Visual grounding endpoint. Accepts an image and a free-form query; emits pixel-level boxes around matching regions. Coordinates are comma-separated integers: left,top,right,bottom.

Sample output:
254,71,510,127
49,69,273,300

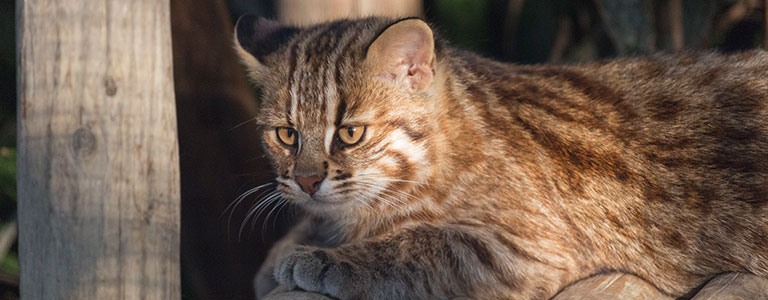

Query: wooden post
278,0,421,26
17,0,180,298
691,273,768,299
553,273,673,300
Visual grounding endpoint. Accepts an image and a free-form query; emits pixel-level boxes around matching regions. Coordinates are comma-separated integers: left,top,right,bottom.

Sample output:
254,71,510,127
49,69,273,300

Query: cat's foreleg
274,224,562,299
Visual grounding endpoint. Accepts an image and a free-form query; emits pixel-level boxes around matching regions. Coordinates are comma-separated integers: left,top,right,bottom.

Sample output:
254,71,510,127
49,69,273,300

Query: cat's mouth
283,182,378,213
280,172,413,213
284,185,352,207
306,195,345,205
289,192,362,215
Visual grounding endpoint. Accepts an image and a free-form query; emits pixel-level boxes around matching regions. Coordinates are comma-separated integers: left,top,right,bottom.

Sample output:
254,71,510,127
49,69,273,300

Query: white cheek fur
390,130,425,160
324,126,335,154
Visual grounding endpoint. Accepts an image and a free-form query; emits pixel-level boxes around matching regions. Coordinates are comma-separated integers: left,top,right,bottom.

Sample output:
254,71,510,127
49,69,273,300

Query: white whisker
270,200,291,231
229,116,260,131
353,173,430,186
354,180,419,203
239,191,282,241
223,182,276,219
356,186,401,209
224,182,277,237
349,190,375,211
257,198,288,237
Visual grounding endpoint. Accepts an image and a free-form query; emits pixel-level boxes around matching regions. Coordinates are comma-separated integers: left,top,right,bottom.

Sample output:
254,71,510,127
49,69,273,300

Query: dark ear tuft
235,15,298,64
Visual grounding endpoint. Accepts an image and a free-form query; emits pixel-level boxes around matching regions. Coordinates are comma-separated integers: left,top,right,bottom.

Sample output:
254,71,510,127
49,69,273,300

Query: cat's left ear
365,18,435,93
234,15,298,79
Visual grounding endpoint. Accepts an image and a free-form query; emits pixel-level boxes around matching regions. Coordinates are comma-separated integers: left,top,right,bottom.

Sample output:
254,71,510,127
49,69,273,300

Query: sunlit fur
237,16,768,300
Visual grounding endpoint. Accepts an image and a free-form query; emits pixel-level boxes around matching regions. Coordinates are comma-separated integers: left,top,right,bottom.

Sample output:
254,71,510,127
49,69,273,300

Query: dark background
1,0,766,299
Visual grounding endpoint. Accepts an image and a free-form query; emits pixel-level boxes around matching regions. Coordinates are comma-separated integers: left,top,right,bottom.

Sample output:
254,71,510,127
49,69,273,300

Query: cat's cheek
374,156,400,175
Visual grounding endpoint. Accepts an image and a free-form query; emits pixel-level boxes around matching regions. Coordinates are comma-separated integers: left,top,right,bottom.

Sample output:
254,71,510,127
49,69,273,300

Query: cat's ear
365,18,436,93
234,15,298,78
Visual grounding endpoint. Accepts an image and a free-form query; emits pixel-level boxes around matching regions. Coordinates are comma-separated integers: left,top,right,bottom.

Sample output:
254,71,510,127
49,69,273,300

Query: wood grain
692,273,768,300
553,273,673,300
17,0,180,298
278,0,421,26
262,272,768,300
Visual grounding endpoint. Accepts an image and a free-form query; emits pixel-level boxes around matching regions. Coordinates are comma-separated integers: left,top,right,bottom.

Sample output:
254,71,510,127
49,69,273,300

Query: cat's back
592,50,768,208
453,50,768,208
585,50,768,128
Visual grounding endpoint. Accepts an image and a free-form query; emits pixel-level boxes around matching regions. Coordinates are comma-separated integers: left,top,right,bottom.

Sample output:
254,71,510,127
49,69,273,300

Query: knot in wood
72,127,97,158
104,76,118,96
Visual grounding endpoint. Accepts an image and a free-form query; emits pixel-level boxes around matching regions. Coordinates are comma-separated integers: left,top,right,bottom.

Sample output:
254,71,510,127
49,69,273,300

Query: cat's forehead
270,18,391,75
260,19,391,126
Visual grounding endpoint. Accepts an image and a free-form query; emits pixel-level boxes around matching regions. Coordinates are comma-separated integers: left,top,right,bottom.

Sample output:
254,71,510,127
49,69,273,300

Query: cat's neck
426,52,509,184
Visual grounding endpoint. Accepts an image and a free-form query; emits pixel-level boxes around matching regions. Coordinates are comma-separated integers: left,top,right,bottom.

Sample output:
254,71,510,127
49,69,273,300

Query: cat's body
235,16,768,299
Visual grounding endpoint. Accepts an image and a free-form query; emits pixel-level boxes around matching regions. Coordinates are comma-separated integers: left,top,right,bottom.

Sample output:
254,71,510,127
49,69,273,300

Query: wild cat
233,15,768,299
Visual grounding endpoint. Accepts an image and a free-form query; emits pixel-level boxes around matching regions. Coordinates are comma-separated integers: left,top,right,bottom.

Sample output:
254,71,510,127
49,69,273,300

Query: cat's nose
295,175,324,196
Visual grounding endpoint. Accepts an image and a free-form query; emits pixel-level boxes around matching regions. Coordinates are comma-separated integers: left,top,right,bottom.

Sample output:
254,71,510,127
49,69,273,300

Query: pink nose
295,175,324,196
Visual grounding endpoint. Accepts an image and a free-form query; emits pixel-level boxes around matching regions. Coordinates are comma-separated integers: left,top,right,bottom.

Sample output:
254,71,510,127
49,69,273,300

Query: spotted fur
235,16,768,300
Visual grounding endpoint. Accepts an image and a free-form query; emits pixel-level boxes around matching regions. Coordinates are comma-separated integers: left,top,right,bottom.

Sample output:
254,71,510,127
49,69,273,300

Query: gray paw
274,246,363,298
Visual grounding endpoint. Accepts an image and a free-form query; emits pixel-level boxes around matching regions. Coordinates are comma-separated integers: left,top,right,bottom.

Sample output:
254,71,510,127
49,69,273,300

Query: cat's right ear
365,18,436,93
234,15,298,79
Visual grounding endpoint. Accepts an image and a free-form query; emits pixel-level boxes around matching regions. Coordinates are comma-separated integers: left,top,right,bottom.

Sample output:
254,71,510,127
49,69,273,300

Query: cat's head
234,16,441,220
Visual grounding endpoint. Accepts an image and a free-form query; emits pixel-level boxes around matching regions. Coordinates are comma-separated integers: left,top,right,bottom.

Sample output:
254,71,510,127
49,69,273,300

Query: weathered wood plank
692,273,768,300
17,0,180,298
277,0,421,26
553,273,673,300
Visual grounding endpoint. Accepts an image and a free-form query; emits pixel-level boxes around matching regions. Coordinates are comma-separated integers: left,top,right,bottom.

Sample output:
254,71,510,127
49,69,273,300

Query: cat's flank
234,16,768,300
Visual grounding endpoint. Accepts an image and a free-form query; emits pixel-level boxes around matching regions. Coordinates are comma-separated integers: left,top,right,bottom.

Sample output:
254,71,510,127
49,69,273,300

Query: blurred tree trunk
503,0,527,59
510,0,562,62
17,0,180,298
656,0,684,50
595,0,655,55
171,0,276,299
278,0,421,26
682,0,717,48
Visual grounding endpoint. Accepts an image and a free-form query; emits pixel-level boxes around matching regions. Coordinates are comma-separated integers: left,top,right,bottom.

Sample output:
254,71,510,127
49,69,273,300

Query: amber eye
337,125,366,145
276,127,297,146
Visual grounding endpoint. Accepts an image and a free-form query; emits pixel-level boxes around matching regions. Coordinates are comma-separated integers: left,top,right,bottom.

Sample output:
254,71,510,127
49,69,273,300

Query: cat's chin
299,202,356,219
292,196,354,214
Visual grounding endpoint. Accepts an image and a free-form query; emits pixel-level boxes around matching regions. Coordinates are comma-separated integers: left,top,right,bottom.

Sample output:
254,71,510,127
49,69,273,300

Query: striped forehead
279,20,371,151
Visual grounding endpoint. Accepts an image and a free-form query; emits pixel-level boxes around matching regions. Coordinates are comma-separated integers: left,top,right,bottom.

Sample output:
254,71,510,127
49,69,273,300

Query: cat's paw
274,246,363,299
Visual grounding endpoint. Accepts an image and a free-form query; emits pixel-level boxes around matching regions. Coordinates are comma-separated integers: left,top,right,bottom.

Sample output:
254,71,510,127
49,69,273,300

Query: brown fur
235,16,768,299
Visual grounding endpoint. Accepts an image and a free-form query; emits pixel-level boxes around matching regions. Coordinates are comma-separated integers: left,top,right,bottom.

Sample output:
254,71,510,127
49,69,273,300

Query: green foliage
0,0,16,285
0,147,16,278
429,0,493,53
0,148,16,203
0,253,18,276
